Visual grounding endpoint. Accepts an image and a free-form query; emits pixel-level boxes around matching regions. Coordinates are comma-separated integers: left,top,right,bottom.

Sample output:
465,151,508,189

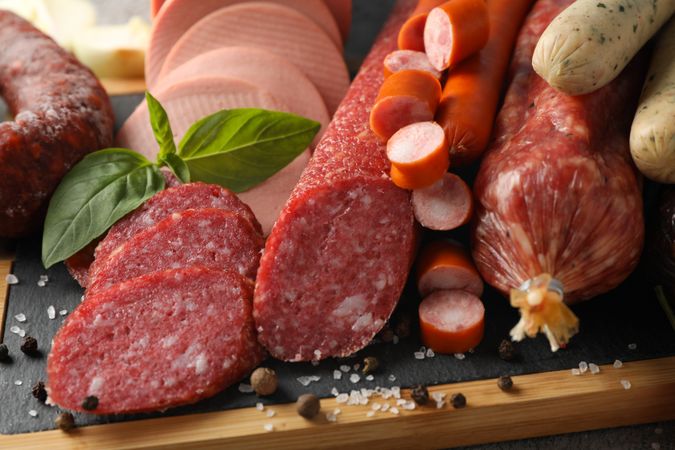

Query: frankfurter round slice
416,240,483,297
419,289,485,354
158,2,349,113
384,50,441,79
412,172,473,230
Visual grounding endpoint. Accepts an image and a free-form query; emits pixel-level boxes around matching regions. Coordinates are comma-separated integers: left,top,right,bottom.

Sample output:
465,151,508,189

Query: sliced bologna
158,2,349,114
87,208,264,295
48,267,264,414
418,289,485,354
323,0,351,42
156,46,330,139
411,172,473,230
116,76,309,235
146,0,343,88
253,0,418,362
416,240,483,297
384,50,441,79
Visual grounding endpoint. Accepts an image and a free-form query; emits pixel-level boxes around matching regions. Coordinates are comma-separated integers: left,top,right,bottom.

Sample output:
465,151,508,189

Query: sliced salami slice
47,267,264,414
87,208,264,295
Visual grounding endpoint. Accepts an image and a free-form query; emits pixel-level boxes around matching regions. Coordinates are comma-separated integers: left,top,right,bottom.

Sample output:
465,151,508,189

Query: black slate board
2,0,675,436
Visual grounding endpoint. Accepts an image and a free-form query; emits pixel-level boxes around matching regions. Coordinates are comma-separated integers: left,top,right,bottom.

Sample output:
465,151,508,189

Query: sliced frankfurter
115,76,309,235
157,2,349,114
416,240,483,297
157,46,330,143
146,0,343,88
397,0,446,51
386,121,448,189
424,0,490,71
412,172,473,230
384,50,441,79
323,0,351,43
370,70,442,141
419,289,485,354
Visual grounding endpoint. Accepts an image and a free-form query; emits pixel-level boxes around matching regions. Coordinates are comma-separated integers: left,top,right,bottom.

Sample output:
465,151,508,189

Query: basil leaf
159,152,190,183
178,108,320,193
42,149,165,268
146,91,177,160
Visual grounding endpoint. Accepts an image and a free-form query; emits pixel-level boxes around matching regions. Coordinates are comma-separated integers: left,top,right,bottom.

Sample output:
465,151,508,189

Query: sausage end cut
47,267,264,414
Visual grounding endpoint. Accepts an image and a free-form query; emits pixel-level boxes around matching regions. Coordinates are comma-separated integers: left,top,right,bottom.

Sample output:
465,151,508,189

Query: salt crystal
366,375,374,381
366,411,375,417
431,392,446,402
350,373,360,384
571,368,581,376
331,387,339,396
613,360,623,369
28,410,37,417
390,407,400,415
454,353,466,360
388,374,396,382
371,402,382,411
336,393,349,404
426,348,435,358
333,370,342,380
340,365,351,373
333,408,341,416
396,399,406,406
620,379,632,390
263,423,274,432
381,403,390,412
9,325,20,334
414,351,425,360
326,412,337,422
47,305,56,320
5,274,18,285
628,343,637,350
402,401,416,411
314,349,322,359
392,335,399,344
256,402,264,411
14,313,26,323
18,329,25,337
436,401,446,409
14,380,22,386
39,275,49,282
578,361,588,373
589,363,600,374
37,280,46,287
297,375,321,386
391,387,401,399
238,383,254,393
59,309,68,316
266,410,276,417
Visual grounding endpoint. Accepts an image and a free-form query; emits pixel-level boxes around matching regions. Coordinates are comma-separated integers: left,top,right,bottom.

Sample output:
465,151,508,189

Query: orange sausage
415,240,483,297
411,172,473,230
387,121,449,189
370,69,442,141
419,289,485,354
398,0,447,51
424,0,490,71
151,0,166,17
384,50,441,79
435,0,535,166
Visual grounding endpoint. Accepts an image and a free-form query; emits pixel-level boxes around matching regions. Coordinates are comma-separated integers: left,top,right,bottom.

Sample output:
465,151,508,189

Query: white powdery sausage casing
630,17,675,183
532,0,675,95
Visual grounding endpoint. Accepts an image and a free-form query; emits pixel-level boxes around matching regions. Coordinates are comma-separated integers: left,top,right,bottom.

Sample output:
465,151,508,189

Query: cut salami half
47,267,263,414
158,2,349,113
146,0,342,86
87,208,264,295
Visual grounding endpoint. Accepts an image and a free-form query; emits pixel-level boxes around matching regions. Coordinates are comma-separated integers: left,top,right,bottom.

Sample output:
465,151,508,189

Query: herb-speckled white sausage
533,0,675,95
630,17,675,183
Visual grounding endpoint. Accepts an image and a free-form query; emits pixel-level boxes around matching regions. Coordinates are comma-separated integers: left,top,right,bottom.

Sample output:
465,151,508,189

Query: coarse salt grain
454,353,465,360
266,410,276,417
571,368,581,376
381,403,390,412
402,401,416,410
350,373,360,384
426,348,435,358
5,274,19,285
366,411,375,417
366,375,374,381
414,351,425,360
389,407,400,415
238,383,254,393
333,370,342,380
297,375,321,386
336,393,349,404
263,423,274,432
431,392,446,402
14,380,22,386
388,374,396,382
589,363,600,374
331,387,339,396
326,412,337,422
340,364,351,373
333,408,341,415
47,306,56,320
39,275,49,282
613,360,623,369
256,402,264,411
18,329,25,337
578,361,588,373
59,309,68,316
14,313,26,323
620,379,632,390
37,280,46,287
9,325,20,334
371,402,382,411
28,410,37,417
628,343,637,350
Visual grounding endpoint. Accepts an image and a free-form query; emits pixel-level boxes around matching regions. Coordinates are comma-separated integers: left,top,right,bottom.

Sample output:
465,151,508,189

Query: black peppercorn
32,381,47,403
20,336,38,355
498,339,516,361
497,375,514,391
450,393,466,409
362,356,379,374
82,395,99,411
0,343,9,362
296,394,320,419
55,412,75,432
411,385,429,406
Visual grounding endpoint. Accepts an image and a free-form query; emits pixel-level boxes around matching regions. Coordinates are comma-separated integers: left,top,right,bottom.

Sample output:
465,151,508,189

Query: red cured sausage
472,0,645,351
87,208,264,295
0,12,114,237
254,0,417,362
48,267,264,414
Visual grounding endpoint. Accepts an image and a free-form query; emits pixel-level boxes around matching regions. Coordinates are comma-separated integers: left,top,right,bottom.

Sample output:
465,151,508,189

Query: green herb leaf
146,91,177,160
159,152,190,183
178,108,320,193
42,149,165,268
